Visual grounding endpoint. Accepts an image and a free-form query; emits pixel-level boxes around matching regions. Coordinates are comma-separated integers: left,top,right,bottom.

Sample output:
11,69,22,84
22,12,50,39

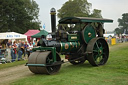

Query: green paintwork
32,47,56,62
59,17,113,24
68,34,80,41
82,24,96,43
93,41,104,64
60,42,80,52
26,64,46,67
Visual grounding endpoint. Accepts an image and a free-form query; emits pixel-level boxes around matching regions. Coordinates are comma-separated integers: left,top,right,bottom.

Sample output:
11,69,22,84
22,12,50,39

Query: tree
57,0,102,19
90,9,102,18
57,0,102,31
0,0,41,33
118,13,128,34
114,28,123,35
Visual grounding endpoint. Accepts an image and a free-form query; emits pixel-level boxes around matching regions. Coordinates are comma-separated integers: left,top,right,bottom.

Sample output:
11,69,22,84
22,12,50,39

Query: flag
124,29,126,34
43,23,45,29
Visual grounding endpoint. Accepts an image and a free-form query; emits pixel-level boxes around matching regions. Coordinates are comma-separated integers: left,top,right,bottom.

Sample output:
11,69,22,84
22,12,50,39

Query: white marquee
0,32,27,40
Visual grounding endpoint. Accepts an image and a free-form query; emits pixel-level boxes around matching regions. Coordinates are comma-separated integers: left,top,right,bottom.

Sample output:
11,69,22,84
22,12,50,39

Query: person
0,43,2,49
14,40,18,47
7,40,12,48
27,42,33,57
11,41,17,62
37,35,47,46
122,35,124,42
33,40,35,46
24,41,29,58
37,39,40,44
17,40,23,61
0,43,3,56
6,40,12,62
21,41,25,57
33,40,37,47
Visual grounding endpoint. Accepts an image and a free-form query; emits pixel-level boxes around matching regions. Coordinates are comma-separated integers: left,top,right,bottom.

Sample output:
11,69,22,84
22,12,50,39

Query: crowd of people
1,40,39,63
106,35,128,45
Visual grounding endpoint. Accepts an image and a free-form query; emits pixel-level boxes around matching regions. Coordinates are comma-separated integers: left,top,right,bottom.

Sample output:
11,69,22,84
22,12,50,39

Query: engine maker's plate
82,24,96,43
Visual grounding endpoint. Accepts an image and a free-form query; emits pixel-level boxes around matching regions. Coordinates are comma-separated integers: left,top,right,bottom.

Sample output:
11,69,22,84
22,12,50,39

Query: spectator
33,40,35,46
15,40,18,47
0,43,2,55
127,36,128,41
122,35,124,42
33,40,37,47
7,40,12,48
24,41,29,58
124,35,127,42
11,41,17,62
21,41,25,57
108,35,112,45
0,43,2,49
17,40,23,61
6,40,12,62
27,42,33,57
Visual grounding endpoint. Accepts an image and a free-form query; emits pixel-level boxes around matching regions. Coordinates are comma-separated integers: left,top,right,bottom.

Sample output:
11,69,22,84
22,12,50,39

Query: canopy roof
24,30,40,38
0,32,27,40
31,30,48,38
59,17,113,24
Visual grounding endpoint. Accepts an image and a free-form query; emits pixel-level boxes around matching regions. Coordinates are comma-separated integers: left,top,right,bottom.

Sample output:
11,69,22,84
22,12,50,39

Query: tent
24,30,40,38
0,32,27,40
104,33,114,38
24,30,40,42
0,32,27,45
31,30,48,38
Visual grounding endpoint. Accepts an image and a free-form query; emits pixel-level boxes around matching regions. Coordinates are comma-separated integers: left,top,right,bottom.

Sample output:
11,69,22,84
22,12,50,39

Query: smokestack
50,8,56,38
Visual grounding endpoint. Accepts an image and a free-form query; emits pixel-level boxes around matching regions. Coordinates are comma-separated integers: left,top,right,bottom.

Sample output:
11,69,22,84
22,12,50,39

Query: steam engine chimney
50,8,56,38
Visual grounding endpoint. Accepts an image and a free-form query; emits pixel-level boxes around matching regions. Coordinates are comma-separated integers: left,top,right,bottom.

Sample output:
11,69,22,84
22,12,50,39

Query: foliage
116,13,128,34
57,0,102,31
57,0,102,19
0,0,41,33
11,43,128,85
114,28,123,35
90,9,102,18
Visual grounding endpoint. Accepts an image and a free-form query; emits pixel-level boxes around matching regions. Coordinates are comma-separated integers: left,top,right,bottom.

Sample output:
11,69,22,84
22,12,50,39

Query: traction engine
26,8,113,74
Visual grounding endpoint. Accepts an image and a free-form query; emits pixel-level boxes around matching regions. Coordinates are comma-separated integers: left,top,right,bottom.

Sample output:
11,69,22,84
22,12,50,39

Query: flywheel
82,24,96,43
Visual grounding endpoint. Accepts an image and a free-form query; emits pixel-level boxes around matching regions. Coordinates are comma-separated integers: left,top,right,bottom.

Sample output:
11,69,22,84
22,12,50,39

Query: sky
35,0,128,32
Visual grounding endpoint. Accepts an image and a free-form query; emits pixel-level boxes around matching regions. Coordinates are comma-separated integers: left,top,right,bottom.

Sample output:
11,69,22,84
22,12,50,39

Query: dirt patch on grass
0,64,32,85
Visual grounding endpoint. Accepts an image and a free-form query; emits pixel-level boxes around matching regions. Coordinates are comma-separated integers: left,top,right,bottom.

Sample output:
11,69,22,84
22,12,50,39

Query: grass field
0,60,27,70
9,43,128,85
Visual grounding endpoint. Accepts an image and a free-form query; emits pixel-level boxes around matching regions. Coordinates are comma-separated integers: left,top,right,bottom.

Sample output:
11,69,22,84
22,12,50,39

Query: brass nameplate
71,37,77,39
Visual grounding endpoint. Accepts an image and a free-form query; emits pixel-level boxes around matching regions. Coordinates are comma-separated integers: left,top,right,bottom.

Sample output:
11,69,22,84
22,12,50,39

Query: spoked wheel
86,37,109,66
28,51,61,74
68,56,86,65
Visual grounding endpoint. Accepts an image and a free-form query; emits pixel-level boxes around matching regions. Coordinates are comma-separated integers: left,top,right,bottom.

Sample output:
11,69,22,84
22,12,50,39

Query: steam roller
26,8,113,75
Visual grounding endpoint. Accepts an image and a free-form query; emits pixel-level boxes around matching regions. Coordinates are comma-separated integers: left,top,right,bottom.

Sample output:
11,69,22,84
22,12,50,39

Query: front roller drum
28,51,61,74
86,37,109,66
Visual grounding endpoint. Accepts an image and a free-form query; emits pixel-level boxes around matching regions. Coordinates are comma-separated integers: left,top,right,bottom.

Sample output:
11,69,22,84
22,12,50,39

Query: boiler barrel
59,42,80,52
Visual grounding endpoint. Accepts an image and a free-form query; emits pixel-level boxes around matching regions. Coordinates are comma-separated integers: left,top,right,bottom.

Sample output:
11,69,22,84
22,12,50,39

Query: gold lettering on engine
71,37,77,39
